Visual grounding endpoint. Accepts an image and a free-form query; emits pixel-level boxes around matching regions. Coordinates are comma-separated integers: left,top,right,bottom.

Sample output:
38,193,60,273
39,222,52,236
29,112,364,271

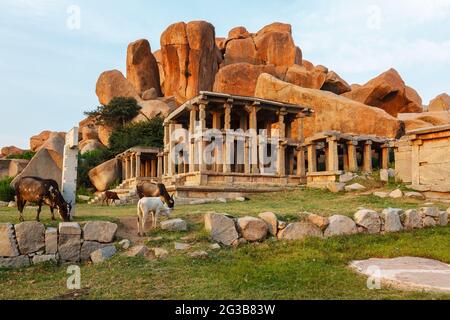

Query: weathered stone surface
32,254,57,265
95,70,140,106
423,216,437,228
321,71,351,95
58,234,81,262
119,239,131,250
373,192,389,198
30,130,51,152
0,201,8,207
324,215,358,237
189,251,208,259
428,93,450,112
253,29,297,67
59,222,81,235
354,209,382,234
389,189,404,199
237,217,268,242
401,209,423,230
88,159,120,192
255,73,402,139
174,242,191,250
380,169,389,182
0,255,30,269
381,208,403,233
350,257,450,294
79,139,104,155
214,63,283,97
0,223,19,257
258,212,278,236
90,245,116,264
439,212,449,226
126,39,161,96
404,192,425,200
161,21,219,104
0,146,25,158
14,222,45,255
306,213,329,230
420,207,440,218
210,243,221,250
141,88,158,100
160,219,187,232
13,132,65,187
126,245,149,257
327,182,345,193
97,125,113,147
153,247,169,259
342,68,423,116
278,221,323,240
284,64,326,90
204,213,239,246
83,221,118,243
81,241,109,261
340,173,356,183
399,111,450,131
345,183,366,192
224,37,261,66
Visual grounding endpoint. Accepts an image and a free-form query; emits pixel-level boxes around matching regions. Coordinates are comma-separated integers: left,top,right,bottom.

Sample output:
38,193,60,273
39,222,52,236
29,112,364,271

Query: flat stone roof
406,124,450,136
116,146,161,159
305,131,394,145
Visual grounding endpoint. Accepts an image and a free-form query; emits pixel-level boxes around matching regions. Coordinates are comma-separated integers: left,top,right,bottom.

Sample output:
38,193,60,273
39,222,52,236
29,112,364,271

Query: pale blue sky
0,0,449,148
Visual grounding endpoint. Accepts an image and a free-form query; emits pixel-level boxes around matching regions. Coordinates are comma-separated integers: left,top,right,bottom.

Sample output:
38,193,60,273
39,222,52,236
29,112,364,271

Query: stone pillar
157,154,163,178
198,103,207,172
244,137,250,174
168,123,177,176
189,107,197,173
151,159,157,178
130,154,136,178
343,145,349,172
135,152,141,178
307,144,317,173
327,137,339,172
223,102,233,174
347,141,358,173
296,114,306,177
411,140,422,186
247,104,260,174
62,127,78,218
124,157,129,180
212,111,222,173
381,146,390,170
277,109,287,176
363,141,373,173
163,124,169,176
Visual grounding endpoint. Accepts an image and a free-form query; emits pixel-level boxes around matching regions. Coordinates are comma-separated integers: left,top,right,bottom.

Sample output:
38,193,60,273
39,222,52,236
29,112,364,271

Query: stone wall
0,221,118,269
205,207,450,245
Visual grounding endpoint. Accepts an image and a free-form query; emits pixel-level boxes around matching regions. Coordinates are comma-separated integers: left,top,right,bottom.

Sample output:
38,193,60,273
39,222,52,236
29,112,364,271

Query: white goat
137,197,172,236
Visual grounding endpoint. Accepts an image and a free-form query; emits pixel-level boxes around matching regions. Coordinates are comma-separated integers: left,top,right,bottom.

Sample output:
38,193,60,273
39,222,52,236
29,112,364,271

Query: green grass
0,188,449,300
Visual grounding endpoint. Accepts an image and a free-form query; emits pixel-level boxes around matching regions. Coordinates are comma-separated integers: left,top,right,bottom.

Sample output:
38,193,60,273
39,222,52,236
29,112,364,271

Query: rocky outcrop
96,70,141,106
79,139,104,154
284,64,327,90
88,159,120,192
132,99,171,122
0,146,25,158
12,132,65,188
30,130,65,152
0,159,29,179
321,71,351,95
428,93,450,112
126,39,162,97
342,68,423,117
160,21,219,104
398,111,450,132
255,73,402,139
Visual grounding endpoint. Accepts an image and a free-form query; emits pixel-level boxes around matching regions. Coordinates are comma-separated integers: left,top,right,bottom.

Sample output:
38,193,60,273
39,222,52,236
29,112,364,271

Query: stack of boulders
0,221,118,269
204,207,449,245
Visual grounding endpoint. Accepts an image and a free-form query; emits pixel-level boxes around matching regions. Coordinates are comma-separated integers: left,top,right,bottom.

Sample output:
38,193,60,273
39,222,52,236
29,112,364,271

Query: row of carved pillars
121,153,162,181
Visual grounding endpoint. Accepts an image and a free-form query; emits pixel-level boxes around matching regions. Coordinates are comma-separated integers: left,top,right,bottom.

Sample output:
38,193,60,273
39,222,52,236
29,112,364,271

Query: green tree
84,97,142,129
6,151,36,160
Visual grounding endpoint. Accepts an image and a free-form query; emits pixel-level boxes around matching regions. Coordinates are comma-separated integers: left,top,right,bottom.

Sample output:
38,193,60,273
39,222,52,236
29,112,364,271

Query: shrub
108,117,164,155
84,97,142,129
0,177,15,202
6,151,36,160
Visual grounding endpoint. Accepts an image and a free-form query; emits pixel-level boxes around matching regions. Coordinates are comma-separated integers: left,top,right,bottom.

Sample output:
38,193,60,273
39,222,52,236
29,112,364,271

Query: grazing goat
137,197,172,236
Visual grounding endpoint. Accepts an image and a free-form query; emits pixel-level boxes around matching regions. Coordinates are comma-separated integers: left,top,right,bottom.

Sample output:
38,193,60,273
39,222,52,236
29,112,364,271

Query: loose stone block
45,227,58,254
32,254,58,265
345,183,366,192
258,212,278,236
174,242,191,250
153,247,169,259
119,239,131,250
0,223,20,257
189,251,208,259
401,210,422,230
439,211,449,227
354,209,381,234
373,192,388,198
160,219,187,232
58,234,81,262
14,222,45,255
59,222,81,235
423,216,437,228
83,221,118,243
381,208,403,233
126,245,150,257
420,207,440,218
404,192,425,200
278,222,323,240
90,245,116,264
0,255,30,269
327,182,345,193
324,215,358,237
204,213,239,246
379,169,389,182
80,241,109,261
389,189,403,199
306,213,329,230
237,217,268,242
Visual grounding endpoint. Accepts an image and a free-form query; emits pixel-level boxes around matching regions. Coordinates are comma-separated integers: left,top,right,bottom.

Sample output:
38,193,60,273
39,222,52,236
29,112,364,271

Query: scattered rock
306,213,329,230
258,212,278,236
77,195,91,202
235,197,246,202
204,213,239,246
354,209,382,234
439,212,449,226
420,207,440,218
324,215,358,237
404,192,425,200
90,246,117,264
153,247,169,259
80,241,109,261
174,242,191,250
32,254,57,265
401,209,423,230
83,221,118,243
423,216,437,228
0,256,30,269
389,189,404,199
160,219,187,232
189,251,208,259
210,243,221,250
373,192,389,198
45,227,58,254
381,208,404,233
278,222,323,240
327,182,345,193
339,173,356,183
278,221,287,230
118,239,131,250
345,183,366,192
237,217,268,242
0,223,20,257
8,201,16,208
0,201,8,207
380,169,389,182
126,245,150,257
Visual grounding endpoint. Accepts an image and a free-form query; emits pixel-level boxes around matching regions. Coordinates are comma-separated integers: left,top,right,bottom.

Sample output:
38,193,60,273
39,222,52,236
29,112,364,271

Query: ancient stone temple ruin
161,91,313,198
304,132,395,188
